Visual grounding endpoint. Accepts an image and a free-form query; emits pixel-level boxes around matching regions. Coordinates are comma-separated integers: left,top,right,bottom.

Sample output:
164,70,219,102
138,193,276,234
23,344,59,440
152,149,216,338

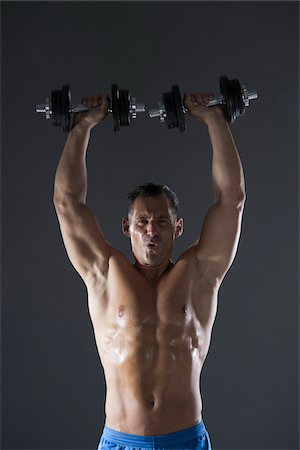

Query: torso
86,247,219,435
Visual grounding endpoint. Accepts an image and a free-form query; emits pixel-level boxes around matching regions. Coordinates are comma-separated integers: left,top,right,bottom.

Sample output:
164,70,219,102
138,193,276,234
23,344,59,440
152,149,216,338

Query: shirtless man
53,90,246,450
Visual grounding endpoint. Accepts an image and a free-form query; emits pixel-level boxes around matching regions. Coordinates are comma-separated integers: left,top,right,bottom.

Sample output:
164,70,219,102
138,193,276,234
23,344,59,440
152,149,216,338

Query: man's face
122,196,183,267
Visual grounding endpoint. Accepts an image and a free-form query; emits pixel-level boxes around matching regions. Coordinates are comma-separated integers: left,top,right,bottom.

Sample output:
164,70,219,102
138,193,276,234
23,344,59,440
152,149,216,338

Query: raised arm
184,92,246,284
53,95,112,284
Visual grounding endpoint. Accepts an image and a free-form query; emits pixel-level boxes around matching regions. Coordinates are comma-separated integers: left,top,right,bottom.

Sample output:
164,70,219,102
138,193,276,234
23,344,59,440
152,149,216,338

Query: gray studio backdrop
1,2,299,450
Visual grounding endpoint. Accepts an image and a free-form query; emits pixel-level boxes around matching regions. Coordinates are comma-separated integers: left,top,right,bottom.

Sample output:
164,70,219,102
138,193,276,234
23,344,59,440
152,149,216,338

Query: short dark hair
127,182,179,217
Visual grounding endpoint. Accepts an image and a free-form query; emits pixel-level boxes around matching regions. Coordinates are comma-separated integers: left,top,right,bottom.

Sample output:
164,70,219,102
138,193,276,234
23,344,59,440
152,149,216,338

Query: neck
134,259,174,283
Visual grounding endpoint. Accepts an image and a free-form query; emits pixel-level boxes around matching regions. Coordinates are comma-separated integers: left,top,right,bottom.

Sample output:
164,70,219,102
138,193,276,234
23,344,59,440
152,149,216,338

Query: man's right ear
122,218,130,237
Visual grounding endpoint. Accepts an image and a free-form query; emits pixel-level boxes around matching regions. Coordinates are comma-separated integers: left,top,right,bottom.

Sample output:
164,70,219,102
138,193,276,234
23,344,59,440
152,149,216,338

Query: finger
92,96,101,108
81,97,88,107
194,92,215,105
89,95,105,108
193,93,207,105
81,96,95,108
203,92,215,104
100,94,110,112
183,93,197,109
95,94,110,108
80,95,104,109
184,92,214,109
191,95,200,106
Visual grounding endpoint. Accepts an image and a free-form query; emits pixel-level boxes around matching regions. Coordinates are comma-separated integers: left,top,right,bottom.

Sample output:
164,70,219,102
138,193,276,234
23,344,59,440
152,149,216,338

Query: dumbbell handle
148,88,258,118
35,99,145,118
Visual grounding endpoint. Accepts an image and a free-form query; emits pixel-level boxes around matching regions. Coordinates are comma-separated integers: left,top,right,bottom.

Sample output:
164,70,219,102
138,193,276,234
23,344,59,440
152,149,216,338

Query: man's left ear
122,218,130,237
174,218,184,239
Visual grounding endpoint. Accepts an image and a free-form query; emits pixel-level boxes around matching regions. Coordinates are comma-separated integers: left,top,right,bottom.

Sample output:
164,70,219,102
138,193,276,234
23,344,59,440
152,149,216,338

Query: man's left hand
183,92,224,125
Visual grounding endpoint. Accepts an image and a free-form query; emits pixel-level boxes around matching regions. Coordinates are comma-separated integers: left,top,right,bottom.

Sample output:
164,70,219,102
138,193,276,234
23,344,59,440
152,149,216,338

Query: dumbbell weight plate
162,86,186,132
119,89,130,127
51,89,62,127
111,84,120,132
219,76,246,123
231,78,245,121
219,76,235,123
61,84,72,132
172,85,185,132
51,85,71,130
163,85,186,132
163,91,177,129
227,78,238,123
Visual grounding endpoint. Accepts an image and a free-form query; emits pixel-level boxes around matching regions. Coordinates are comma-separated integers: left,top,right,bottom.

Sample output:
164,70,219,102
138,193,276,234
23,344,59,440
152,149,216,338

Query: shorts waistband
102,421,207,447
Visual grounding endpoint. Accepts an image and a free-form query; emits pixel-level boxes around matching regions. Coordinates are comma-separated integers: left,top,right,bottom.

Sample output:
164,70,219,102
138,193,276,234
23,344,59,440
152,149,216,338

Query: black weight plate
51,89,62,127
226,78,237,123
232,79,245,118
111,84,120,132
62,84,71,132
219,76,234,123
119,89,130,127
230,79,239,122
163,91,178,129
172,85,185,132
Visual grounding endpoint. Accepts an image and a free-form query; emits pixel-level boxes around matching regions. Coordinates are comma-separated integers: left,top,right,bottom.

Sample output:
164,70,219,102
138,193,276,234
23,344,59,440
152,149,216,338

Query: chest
88,262,215,365
88,254,217,335
107,262,194,321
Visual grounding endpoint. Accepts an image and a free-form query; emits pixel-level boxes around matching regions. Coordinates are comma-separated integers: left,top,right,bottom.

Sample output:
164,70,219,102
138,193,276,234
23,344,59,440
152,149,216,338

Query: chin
134,252,159,266
144,253,166,266
146,259,161,266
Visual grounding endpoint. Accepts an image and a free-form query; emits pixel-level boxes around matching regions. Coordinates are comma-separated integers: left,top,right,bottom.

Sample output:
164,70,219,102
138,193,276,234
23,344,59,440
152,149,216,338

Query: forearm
53,94,109,206
207,116,246,202
54,124,92,204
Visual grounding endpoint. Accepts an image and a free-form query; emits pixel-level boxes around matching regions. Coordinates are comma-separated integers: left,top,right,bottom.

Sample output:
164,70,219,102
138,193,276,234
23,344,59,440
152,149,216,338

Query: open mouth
145,242,158,250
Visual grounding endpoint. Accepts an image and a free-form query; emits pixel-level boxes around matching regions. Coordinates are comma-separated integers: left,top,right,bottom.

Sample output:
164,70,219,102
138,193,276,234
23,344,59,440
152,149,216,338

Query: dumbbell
35,84,145,132
148,75,258,132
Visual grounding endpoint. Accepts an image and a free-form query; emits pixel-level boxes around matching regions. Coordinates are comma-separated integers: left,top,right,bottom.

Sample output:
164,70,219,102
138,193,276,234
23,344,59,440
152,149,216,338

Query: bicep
194,198,245,280
54,201,112,281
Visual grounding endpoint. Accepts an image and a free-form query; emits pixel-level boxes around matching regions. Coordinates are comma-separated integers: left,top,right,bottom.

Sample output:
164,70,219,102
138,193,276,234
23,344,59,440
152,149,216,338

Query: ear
122,217,130,237
174,218,184,239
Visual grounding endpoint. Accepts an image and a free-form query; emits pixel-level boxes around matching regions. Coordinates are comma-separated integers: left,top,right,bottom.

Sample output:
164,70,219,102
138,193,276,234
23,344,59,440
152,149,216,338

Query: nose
146,220,159,237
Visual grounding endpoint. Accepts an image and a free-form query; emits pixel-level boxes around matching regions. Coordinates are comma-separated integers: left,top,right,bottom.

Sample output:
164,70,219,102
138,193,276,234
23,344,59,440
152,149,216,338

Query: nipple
118,305,125,317
182,305,188,315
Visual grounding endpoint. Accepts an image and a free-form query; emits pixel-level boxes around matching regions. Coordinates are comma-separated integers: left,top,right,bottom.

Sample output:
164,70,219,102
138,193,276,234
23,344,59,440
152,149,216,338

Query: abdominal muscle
92,306,209,435
86,252,216,435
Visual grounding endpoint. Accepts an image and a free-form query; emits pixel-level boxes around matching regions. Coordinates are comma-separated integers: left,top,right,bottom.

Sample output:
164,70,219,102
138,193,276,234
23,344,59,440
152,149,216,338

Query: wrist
69,121,93,136
205,113,228,129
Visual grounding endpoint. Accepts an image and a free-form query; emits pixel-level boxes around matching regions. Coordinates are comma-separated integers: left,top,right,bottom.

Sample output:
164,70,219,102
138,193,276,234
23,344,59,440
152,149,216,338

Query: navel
148,395,156,408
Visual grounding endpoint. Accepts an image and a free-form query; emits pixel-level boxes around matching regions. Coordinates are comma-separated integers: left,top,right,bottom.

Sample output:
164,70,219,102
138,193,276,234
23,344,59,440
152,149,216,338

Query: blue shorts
97,420,212,449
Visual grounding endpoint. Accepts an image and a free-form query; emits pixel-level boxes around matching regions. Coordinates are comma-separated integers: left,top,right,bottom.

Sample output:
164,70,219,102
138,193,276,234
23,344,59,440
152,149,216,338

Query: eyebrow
135,214,170,219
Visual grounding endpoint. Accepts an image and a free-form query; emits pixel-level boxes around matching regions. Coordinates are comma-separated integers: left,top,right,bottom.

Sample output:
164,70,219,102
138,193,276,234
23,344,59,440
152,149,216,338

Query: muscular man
53,90,246,450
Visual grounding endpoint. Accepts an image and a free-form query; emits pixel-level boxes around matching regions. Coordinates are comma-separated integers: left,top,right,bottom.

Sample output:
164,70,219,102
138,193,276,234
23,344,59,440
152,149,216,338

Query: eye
137,219,147,226
158,219,169,225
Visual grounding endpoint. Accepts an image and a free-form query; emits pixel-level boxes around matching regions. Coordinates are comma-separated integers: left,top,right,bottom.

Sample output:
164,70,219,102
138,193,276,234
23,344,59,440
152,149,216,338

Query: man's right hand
73,94,110,130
